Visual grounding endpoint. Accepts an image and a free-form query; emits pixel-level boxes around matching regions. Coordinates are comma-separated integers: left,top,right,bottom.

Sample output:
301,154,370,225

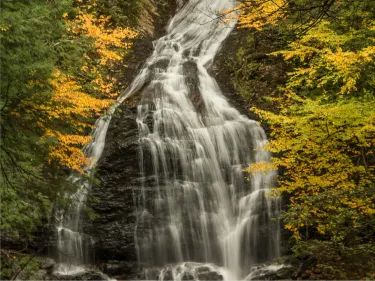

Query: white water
133,0,280,279
54,0,280,279
55,117,112,273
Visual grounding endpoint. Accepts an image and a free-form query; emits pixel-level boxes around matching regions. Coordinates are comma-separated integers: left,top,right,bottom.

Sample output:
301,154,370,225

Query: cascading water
133,0,280,279
54,117,113,274
54,0,280,279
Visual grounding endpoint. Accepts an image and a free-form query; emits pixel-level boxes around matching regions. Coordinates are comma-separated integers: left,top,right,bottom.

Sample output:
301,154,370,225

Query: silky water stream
54,0,281,279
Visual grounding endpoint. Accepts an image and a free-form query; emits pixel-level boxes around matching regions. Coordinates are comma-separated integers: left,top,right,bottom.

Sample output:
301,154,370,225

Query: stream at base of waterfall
53,0,281,280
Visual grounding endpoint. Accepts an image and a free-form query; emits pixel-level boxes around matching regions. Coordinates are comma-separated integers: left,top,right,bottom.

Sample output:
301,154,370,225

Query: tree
36,2,137,172
0,0,74,238
0,0,137,240
236,0,375,277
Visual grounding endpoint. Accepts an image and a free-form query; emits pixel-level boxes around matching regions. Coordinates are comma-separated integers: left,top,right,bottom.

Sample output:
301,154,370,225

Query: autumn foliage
248,97,375,240
236,0,375,276
0,0,140,252
41,1,137,172
236,0,288,30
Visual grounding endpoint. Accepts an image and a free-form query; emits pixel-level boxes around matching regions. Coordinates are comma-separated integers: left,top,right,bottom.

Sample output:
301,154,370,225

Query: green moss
293,240,375,279
0,253,44,280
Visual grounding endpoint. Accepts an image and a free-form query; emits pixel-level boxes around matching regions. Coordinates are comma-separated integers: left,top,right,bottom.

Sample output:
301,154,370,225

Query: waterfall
133,0,280,279
54,0,280,279
54,117,113,274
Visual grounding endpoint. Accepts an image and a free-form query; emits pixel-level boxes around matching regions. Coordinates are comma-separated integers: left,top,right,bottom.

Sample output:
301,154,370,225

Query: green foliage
292,240,375,279
1,187,49,239
0,251,44,280
237,0,375,278
0,0,76,239
0,0,137,242
223,29,287,112
273,21,375,98
253,97,375,243
0,0,71,102
95,0,142,27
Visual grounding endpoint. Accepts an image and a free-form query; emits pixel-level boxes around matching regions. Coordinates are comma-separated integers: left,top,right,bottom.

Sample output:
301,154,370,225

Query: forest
1,0,374,280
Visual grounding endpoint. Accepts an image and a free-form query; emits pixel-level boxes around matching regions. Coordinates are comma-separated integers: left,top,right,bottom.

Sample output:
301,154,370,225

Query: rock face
40,258,56,273
211,29,258,120
51,270,108,281
84,17,257,281
245,254,318,280
83,106,140,279
83,1,180,279
84,1,286,280
117,0,179,106
142,263,224,281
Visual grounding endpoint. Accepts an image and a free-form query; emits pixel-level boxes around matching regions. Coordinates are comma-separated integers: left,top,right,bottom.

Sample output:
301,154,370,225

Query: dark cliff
84,3,287,281
83,1,178,279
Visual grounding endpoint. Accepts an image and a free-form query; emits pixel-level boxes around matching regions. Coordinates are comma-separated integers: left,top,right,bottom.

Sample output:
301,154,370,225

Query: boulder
276,266,298,279
40,258,56,273
144,262,224,281
103,260,136,276
195,265,223,281
297,253,317,277
52,270,108,280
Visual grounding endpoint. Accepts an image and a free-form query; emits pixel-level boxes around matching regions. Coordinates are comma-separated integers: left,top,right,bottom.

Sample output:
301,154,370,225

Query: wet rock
40,258,56,273
30,270,47,280
273,254,317,279
193,265,223,280
246,268,278,280
276,266,297,279
52,270,107,280
181,272,195,280
149,58,171,73
142,267,160,280
163,267,174,280
297,253,317,277
256,272,279,280
183,61,205,113
103,260,136,276
196,270,223,280
246,264,292,280
147,263,223,281
283,256,300,268
83,106,140,278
